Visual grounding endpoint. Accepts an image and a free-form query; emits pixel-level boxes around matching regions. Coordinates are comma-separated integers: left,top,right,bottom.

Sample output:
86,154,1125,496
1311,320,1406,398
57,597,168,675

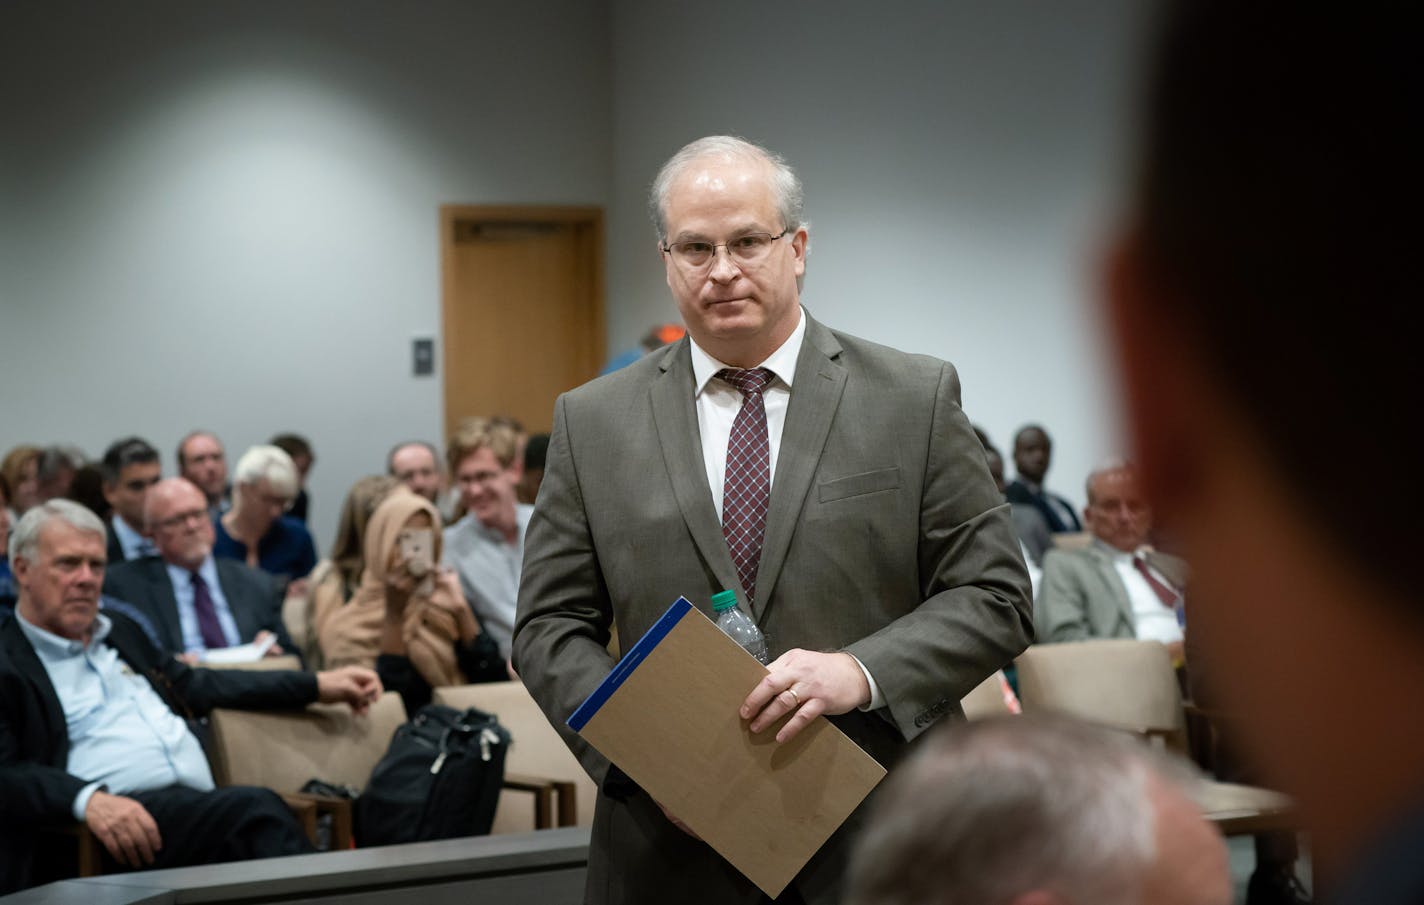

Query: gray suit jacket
512,314,1033,905
1036,543,1188,642
102,556,297,663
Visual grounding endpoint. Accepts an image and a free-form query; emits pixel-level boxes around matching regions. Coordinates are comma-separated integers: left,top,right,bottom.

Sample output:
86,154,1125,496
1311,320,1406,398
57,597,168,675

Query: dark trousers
100,785,313,873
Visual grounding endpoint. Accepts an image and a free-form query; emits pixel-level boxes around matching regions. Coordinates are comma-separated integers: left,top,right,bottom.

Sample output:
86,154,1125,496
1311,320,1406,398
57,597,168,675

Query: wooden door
441,206,604,442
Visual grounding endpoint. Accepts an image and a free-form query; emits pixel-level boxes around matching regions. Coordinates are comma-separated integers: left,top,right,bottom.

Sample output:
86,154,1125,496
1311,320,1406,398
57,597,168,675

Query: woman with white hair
214,445,317,586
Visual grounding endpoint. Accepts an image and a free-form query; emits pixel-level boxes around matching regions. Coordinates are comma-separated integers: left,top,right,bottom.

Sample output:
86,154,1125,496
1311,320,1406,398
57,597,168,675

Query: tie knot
190,570,206,588
717,367,774,397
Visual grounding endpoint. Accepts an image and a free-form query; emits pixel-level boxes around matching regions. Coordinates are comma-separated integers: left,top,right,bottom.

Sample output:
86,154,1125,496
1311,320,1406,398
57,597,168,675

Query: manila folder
567,597,886,898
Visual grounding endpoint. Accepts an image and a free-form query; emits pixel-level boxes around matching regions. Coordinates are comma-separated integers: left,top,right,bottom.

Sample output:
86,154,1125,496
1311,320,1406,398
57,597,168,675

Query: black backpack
354,704,510,846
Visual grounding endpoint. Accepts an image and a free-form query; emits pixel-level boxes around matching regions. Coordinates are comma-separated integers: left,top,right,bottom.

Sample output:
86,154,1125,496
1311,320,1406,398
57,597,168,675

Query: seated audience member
177,430,229,515
845,714,1231,905
1,444,42,521
215,445,317,586
36,445,87,503
305,474,401,669
100,437,163,563
442,417,529,661
270,433,314,524
1036,462,1186,659
387,440,443,504
0,478,13,612
516,432,549,505
66,463,111,519
104,478,295,663
1005,424,1082,564
0,500,380,893
320,489,498,712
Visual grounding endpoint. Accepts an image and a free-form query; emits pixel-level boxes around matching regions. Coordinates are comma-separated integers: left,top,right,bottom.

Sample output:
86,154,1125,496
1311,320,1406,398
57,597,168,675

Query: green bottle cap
711,590,738,612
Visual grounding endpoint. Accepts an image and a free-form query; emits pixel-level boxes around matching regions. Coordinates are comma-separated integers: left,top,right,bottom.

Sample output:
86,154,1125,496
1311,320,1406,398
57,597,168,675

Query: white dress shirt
110,514,155,561
1099,541,1184,645
16,612,215,821
687,307,886,710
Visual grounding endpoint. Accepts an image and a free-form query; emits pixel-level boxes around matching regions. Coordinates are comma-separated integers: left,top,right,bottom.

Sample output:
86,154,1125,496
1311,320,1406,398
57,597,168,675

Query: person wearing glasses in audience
513,135,1031,905
214,445,316,588
99,437,163,564
176,430,230,516
104,478,295,664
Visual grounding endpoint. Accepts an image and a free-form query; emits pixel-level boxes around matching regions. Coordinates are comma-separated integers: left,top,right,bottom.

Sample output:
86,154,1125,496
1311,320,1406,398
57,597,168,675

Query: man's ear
1102,231,1203,518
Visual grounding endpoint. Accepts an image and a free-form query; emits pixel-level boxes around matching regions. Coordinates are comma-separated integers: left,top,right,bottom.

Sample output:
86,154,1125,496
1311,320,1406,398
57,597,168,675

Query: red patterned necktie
1132,555,1181,610
719,367,774,603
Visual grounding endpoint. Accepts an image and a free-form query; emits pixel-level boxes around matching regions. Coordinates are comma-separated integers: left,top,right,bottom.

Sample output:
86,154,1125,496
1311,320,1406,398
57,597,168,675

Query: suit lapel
145,560,186,653
752,317,847,620
650,340,743,600
1088,545,1136,632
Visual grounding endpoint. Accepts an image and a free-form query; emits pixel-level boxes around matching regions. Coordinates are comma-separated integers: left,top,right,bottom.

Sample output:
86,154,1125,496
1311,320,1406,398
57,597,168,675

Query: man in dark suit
0,499,380,893
513,136,1033,904
104,478,295,662
1004,425,1082,564
99,437,162,564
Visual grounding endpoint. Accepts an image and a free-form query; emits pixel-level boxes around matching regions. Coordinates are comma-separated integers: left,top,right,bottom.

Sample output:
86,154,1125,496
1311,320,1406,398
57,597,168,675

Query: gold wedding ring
786,687,801,707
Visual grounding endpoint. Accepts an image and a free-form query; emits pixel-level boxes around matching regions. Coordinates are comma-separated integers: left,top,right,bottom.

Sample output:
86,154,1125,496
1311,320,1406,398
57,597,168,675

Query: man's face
1013,429,1051,484
391,444,441,503
456,446,518,529
103,461,162,528
147,480,215,570
661,156,807,366
1084,468,1153,553
180,434,227,504
14,519,106,640
1139,776,1233,905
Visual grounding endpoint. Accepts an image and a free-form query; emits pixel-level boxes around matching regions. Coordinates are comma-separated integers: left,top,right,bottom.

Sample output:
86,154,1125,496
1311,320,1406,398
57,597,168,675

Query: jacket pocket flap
817,466,901,503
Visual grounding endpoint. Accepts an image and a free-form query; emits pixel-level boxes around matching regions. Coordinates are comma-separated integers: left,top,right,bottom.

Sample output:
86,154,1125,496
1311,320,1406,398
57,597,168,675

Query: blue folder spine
566,596,694,732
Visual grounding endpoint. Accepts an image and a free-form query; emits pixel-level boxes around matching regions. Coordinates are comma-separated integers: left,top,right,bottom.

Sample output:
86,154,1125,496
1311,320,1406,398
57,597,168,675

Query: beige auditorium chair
1015,639,1295,836
198,654,304,671
208,691,409,849
434,681,595,834
959,670,1018,720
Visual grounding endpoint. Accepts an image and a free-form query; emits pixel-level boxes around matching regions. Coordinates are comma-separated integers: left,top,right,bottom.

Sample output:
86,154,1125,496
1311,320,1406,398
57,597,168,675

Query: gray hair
9,498,107,564
1085,458,1135,504
232,444,299,498
845,715,1185,905
37,445,87,482
648,135,806,242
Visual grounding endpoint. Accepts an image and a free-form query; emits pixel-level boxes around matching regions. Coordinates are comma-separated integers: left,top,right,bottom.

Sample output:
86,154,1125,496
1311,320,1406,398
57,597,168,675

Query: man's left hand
740,650,870,744
316,665,383,715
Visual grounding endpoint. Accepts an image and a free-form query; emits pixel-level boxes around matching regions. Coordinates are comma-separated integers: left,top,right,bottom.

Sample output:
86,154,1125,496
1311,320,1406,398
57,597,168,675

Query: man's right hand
84,790,162,867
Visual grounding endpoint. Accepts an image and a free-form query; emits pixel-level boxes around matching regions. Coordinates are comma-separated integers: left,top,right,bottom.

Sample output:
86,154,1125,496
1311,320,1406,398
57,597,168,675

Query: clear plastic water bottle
712,589,769,665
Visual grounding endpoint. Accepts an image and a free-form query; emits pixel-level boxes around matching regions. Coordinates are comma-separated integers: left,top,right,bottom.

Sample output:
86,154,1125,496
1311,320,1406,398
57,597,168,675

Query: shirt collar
165,553,219,589
16,609,113,658
110,514,146,555
690,305,806,396
1093,537,1153,565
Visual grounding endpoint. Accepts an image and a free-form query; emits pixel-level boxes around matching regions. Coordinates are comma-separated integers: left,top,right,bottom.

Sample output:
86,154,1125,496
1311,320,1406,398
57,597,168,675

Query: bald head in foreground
846,716,1230,905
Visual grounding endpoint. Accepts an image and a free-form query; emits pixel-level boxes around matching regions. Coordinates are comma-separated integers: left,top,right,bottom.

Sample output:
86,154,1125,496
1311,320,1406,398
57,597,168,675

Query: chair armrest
281,792,354,851
502,773,579,829
42,822,105,877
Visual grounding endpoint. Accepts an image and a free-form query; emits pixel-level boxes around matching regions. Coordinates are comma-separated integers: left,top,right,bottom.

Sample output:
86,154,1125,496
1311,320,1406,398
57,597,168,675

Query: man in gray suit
1035,462,1187,661
512,135,1033,904
104,478,295,663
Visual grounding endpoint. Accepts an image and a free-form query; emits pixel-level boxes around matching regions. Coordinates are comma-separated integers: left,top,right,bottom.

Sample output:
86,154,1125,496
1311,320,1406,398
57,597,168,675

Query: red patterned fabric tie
719,367,774,603
1133,555,1181,610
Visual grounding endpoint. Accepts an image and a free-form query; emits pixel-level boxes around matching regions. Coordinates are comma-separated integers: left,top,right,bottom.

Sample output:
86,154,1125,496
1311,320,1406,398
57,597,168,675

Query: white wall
2,0,1152,551
0,1,611,550
608,0,1150,509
